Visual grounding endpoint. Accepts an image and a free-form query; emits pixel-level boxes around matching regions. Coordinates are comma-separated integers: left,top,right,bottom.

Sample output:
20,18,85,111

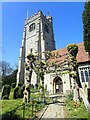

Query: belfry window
85,71,88,82
45,24,49,33
29,23,35,32
30,48,33,53
81,71,85,82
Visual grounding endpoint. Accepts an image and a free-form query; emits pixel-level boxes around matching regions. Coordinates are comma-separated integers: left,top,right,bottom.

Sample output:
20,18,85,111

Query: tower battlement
17,10,55,85
25,10,52,26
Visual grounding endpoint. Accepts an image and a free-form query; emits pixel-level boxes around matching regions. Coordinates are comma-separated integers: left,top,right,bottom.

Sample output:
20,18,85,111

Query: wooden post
23,103,25,120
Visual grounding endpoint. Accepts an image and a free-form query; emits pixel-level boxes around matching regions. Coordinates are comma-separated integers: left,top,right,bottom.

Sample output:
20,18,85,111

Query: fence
1,97,47,120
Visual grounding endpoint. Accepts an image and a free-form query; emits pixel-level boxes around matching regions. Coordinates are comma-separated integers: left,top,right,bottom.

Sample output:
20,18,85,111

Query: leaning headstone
1,85,10,99
13,86,20,99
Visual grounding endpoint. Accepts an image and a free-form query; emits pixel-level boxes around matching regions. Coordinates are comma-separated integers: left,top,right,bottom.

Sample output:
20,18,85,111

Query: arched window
45,24,49,33
29,23,35,32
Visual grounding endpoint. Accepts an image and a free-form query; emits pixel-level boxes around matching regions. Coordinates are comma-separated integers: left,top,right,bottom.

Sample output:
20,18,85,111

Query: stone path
37,95,66,119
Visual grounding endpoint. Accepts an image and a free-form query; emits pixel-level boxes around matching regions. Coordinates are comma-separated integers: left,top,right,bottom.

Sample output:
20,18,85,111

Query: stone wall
44,71,71,95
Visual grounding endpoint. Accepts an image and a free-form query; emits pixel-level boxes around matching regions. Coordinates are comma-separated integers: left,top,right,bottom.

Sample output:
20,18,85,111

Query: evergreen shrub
18,82,22,87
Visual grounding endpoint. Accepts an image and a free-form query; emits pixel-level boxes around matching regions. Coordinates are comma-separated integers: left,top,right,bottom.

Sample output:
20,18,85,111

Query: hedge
13,84,25,99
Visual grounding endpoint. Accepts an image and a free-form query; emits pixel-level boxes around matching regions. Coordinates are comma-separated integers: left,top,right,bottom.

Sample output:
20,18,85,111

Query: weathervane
27,10,28,20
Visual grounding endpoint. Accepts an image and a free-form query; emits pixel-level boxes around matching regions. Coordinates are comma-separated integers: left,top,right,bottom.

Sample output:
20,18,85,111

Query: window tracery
45,24,49,33
80,67,90,82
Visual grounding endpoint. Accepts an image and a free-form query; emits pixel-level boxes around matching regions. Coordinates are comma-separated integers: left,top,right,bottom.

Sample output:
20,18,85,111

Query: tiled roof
76,42,90,63
49,42,90,64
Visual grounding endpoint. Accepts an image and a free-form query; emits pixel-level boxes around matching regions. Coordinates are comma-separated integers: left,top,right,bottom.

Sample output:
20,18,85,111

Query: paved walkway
37,95,66,119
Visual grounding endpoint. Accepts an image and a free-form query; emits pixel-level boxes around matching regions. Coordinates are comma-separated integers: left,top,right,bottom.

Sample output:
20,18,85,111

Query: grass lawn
0,88,45,120
0,89,24,119
1,99,24,119
65,94,89,118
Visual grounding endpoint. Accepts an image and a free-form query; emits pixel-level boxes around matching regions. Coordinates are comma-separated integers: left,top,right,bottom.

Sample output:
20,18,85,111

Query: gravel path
40,96,66,119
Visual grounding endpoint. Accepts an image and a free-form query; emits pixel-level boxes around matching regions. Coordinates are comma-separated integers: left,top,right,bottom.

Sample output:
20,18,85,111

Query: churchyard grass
65,93,89,118
0,88,45,119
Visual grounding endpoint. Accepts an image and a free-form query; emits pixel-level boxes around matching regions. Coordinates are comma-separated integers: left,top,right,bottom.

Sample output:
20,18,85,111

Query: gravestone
1,85,10,99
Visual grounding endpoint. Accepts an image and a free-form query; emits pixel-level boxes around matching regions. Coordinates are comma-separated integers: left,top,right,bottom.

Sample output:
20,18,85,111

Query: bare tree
1,61,14,78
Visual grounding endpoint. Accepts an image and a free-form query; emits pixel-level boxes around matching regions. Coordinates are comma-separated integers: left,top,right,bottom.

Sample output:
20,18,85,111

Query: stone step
48,94,65,98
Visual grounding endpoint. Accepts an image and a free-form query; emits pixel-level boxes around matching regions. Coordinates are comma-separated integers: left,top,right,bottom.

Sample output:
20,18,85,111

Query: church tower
17,10,55,85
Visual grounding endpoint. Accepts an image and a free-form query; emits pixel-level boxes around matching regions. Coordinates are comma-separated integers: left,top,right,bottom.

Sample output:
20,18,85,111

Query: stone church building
17,10,55,86
17,11,90,98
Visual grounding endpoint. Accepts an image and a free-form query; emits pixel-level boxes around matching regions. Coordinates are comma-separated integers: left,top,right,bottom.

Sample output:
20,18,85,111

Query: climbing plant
24,53,36,103
67,44,79,102
23,45,80,103
23,51,52,103
67,44,78,58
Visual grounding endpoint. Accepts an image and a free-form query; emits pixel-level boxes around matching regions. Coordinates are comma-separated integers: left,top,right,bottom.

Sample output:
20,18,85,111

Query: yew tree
82,1,90,56
83,1,90,103
67,44,79,102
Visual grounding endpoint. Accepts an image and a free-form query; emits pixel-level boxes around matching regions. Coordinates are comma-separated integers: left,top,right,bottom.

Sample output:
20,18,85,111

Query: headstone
1,85,10,99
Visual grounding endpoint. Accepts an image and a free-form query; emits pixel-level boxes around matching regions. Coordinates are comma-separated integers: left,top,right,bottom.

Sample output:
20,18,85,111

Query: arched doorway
53,76,63,94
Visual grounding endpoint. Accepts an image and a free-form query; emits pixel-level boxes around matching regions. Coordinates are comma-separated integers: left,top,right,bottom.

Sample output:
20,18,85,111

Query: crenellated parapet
17,10,55,85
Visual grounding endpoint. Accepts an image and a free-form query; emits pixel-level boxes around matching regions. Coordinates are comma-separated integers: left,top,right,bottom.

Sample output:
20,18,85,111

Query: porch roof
48,42,90,64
